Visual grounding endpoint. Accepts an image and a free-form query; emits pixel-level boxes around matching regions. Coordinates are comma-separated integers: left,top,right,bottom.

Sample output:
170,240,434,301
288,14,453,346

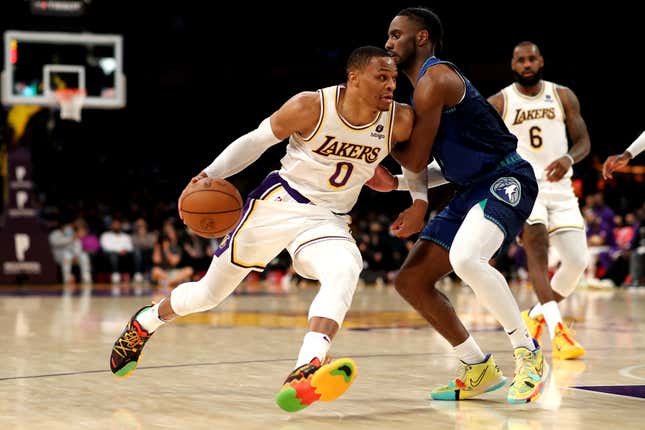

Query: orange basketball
179,177,244,238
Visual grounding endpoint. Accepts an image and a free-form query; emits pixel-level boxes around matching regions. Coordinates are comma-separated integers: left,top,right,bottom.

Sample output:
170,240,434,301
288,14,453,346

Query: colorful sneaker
430,353,507,400
507,340,549,404
110,306,154,378
521,310,546,345
552,322,585,360
275,357,357,412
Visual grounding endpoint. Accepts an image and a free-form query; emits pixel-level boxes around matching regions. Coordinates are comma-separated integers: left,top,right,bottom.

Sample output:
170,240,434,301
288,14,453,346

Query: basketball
179,177,244,238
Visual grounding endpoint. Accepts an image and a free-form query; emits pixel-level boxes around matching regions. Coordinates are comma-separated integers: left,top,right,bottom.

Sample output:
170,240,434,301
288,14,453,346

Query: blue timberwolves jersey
417,57,518,187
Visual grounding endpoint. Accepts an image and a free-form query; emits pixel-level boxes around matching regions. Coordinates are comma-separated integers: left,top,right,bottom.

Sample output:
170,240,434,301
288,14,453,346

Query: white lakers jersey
279,85,395,213
502,81,569,181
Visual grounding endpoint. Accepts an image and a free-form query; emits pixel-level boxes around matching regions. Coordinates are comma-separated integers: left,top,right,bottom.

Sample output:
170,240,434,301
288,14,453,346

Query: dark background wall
1,1,643,215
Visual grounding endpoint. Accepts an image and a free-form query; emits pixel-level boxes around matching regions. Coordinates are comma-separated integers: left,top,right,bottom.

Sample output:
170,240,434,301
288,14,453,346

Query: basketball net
54,88,86,122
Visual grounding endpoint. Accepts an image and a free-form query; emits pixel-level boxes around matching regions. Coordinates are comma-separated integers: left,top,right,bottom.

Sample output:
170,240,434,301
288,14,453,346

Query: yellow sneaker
507,340,548,404
431,353,507,400
552,322,585,360
521,310,546,345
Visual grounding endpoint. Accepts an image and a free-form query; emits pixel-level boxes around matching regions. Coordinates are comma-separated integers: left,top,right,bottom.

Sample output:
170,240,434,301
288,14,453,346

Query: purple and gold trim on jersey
302,89,325,142
335,86,382,131
293,235,354,256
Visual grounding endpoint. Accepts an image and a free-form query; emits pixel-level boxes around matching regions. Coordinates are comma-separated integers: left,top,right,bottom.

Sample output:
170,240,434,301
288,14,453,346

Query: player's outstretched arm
201,91,321,180
178,91,321,219
603,131,645,179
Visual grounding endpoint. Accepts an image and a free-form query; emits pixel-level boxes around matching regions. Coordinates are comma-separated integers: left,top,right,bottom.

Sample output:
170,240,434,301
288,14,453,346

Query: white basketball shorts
526,178,585,234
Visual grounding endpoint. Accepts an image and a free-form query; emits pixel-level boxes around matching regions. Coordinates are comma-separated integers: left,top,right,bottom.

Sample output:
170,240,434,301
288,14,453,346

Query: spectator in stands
181,227,213,276
132,217,158,283
629,208,645,286
49,219,92,284
151,219,193,289
75,218,100,276
100,219,134,284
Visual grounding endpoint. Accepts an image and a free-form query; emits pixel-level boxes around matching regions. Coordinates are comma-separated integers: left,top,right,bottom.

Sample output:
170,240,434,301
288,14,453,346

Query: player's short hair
346,46,390,74
514,41,542,56
397,7,443,53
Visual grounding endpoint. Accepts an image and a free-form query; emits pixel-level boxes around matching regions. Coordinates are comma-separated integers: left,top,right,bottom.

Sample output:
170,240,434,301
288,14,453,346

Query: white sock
541,300,563,340
295,331,331,368
135,301,166,333
453,335,486,365
528,303,543,318
508,326,536,351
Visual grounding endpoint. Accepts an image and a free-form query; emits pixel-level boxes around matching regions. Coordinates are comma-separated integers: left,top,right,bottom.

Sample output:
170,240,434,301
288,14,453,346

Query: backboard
2,30,125,109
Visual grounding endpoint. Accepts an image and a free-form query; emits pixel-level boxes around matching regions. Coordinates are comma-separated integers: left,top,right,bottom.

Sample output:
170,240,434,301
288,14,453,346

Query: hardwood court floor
1,281,643,429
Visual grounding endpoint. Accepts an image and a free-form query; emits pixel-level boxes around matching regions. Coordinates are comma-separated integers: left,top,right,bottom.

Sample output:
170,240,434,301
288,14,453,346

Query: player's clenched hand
602,153,631,180
366,165,398,192
390,200,428,238
544,155,572,182
178,171,208,220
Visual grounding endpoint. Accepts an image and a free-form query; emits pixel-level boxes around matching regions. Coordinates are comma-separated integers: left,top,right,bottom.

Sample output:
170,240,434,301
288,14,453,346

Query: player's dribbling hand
390,200,428,238
366,165,398,192
544,156,572,182
178,171,209,220
602,152,631,180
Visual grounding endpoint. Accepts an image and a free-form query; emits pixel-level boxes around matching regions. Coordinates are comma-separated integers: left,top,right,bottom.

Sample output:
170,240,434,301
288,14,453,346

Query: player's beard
513,67,543,87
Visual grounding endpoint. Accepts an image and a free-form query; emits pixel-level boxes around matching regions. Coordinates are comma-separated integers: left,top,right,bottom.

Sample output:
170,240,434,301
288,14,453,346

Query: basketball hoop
54,88,86,122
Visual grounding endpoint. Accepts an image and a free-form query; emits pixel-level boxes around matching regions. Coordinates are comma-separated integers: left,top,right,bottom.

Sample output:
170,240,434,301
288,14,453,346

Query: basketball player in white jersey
603,131,645,179
109,46,427,412
487,41,590,359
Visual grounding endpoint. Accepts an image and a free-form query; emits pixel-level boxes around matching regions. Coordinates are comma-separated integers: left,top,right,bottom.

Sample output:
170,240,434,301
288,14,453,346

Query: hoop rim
54,88,87,100
53,88,86,121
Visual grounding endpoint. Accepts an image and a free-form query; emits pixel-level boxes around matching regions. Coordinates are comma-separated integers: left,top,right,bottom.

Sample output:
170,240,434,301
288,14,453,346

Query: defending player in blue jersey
368,7,548,404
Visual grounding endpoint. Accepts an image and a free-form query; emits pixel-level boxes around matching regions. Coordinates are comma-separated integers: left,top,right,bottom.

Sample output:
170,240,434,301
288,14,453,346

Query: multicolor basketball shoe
521,310,546,345
275,357,357,412
552,322,585,360
430,353,507,400
110,305,154,378
507,340,549,404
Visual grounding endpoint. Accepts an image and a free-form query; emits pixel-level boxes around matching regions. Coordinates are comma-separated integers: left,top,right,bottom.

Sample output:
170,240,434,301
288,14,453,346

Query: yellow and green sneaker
275,357,357,412
430,353,507,400
508,340,549,404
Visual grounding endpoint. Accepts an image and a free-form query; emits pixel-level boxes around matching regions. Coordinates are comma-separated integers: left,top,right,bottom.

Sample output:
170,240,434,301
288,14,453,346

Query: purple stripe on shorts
214,198,254,257
248,171,310,203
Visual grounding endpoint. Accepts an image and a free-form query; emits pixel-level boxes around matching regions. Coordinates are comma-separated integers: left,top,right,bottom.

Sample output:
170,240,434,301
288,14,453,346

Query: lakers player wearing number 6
109,46,425,412
488,41,591,360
